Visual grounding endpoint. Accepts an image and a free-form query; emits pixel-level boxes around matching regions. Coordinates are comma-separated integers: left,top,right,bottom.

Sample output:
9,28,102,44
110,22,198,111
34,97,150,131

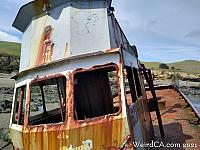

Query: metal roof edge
11,48,120,80
12,0,112,32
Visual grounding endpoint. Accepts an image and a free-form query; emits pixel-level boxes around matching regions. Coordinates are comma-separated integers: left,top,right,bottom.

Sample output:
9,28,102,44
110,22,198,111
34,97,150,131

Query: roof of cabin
13,0,112,32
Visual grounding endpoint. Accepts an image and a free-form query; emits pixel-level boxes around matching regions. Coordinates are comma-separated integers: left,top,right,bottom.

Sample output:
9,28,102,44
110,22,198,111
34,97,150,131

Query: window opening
29,76,66,125
12,85,26,125
74,66,119,120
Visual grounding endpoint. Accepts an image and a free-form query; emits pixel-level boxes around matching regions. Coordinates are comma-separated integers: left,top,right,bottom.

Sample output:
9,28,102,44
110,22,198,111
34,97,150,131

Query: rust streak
36,25,54,65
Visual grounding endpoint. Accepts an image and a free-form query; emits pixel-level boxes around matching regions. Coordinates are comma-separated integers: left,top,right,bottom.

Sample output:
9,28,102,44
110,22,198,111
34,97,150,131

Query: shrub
159,63,169,69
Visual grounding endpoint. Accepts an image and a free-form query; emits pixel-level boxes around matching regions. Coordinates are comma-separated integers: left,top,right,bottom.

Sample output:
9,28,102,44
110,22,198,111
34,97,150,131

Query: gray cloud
113,0,200,46
185,30,200,39
112,0,200,61
0,0,199,62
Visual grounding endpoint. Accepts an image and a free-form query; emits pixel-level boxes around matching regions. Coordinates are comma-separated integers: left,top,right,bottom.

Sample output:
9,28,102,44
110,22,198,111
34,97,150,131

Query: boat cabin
9,0,154,149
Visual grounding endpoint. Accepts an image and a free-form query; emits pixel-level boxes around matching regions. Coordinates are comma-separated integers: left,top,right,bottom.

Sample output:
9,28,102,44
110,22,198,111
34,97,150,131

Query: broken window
12,85,26,125
124,66,142,105
74,66,120,120
29,76,66,125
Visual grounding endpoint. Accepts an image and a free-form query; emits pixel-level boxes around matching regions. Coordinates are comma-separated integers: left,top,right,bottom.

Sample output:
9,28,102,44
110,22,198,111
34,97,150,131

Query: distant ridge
142,60,200,74
0,41,21,57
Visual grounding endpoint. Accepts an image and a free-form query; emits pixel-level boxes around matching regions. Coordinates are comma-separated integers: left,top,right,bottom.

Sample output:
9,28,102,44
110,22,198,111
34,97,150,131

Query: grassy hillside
141,62,160,69
168,60,200,74
143,60,200,74
0,41,20,73
0,41,21,57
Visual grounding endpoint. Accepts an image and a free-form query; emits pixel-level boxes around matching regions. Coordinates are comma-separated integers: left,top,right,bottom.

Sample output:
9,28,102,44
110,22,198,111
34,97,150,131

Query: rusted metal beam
140,64,165,139
56,79,64,122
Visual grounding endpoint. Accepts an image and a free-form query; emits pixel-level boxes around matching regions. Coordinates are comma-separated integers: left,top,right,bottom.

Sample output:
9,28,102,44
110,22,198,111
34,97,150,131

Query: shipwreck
5,0,200,150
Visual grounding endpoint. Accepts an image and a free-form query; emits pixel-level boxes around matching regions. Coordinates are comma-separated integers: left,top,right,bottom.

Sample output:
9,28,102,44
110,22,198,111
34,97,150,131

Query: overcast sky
0,0,200,62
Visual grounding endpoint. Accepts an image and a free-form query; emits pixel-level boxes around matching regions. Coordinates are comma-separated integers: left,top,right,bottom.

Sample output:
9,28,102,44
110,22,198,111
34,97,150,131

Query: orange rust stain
33,1,43,16
104,48,119,53
36,25,54,65
43,0,51,10
32,0,51,15
20,118,128,149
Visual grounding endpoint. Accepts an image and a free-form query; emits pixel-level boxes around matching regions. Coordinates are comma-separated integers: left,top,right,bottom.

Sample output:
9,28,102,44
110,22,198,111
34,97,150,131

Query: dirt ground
0,73,15,88
147,89,200,150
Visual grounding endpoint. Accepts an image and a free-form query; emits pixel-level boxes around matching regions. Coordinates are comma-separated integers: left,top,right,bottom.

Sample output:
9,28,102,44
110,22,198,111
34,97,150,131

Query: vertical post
39,85,46,113
56,79,64,122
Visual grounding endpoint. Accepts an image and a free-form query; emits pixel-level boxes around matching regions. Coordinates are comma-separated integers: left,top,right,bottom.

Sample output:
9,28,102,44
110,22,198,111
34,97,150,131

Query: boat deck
147,88,200,150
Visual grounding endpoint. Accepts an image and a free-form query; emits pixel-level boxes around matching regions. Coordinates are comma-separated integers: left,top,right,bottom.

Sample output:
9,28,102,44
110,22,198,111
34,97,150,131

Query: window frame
27,74,67,126
124,66,143,105
72,63,122,123
11,84,27,125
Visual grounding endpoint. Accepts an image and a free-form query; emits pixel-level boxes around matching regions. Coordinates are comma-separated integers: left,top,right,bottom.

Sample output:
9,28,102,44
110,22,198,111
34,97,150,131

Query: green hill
0,41,21,73
143,60,200,74
0,41,21,57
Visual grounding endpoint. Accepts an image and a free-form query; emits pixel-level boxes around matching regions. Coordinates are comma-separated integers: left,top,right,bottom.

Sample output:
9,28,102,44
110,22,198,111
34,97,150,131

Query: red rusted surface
36,25,54,65
147,88,200,150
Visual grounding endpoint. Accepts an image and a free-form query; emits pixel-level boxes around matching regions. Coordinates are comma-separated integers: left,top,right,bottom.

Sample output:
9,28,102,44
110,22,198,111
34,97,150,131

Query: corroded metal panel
9,125,23,149
129,103,144,150
19,1,111,72
10,52,135,149
70,1,111,56
17,0,137,73
19,3,71,71
22,118,130,149
13,0,112,32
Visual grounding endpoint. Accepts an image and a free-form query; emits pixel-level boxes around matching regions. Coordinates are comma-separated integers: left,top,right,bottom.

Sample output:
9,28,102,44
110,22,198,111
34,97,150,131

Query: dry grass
142,60,200,74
